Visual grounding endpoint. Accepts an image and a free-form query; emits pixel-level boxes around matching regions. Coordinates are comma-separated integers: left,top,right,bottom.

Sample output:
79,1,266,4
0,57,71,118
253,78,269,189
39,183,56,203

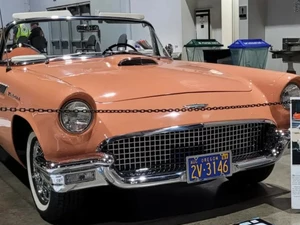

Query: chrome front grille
99,121,277,178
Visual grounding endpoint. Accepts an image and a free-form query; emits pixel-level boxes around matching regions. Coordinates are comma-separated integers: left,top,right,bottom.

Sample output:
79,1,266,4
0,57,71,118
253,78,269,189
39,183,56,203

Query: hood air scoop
118,57,158,66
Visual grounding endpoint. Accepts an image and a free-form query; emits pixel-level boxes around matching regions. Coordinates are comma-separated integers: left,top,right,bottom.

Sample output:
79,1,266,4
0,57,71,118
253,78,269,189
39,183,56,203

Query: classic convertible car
0,10,295,222
294,112,300,120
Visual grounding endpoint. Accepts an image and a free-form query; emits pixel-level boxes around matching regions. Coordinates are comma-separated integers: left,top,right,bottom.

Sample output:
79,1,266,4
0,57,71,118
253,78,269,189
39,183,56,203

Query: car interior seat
117,33,127,51
76,35,96,52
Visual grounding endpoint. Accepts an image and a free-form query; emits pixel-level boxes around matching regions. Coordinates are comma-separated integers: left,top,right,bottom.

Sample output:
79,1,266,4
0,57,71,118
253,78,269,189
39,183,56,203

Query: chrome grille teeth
101,122,275,178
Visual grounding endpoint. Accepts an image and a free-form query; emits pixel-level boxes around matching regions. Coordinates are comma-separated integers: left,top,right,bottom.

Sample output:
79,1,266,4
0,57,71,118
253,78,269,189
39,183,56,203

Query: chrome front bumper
36,129,290,193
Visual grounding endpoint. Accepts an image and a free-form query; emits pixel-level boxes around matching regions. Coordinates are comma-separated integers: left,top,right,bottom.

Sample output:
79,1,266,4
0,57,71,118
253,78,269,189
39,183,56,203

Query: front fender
270,75,300,129
207,64,289,102
6,68,99,162
201,64,298,129
17,91,98,163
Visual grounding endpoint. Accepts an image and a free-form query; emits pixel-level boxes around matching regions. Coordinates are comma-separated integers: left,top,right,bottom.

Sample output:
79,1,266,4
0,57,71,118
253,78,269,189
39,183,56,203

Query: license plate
186,151,232,183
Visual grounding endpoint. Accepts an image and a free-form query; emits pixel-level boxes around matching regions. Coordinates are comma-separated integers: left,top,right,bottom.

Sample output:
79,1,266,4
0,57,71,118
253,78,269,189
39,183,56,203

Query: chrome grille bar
99,120,276,178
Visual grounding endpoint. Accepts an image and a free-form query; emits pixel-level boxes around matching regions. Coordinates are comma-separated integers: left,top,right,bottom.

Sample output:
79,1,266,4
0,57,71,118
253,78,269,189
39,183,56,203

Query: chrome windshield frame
0,15,170,62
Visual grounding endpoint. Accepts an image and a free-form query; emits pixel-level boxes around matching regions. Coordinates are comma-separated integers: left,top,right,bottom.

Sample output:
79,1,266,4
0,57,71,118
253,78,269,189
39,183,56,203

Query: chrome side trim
183,104,208,109
0,83,8,95
37,153,115,174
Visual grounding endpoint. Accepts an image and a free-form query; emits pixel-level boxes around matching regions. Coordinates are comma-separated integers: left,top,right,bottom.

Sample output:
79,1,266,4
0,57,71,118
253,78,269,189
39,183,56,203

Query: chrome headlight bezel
59,99,94,134
280,83,300,110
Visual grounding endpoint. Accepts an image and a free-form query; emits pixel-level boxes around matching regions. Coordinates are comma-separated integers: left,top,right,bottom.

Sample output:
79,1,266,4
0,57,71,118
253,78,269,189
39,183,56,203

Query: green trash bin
184,39,223,62
228,39,272,69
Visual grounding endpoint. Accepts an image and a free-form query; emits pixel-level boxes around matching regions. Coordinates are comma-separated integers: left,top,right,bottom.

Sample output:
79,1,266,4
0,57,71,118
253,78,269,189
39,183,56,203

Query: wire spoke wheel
26,131,84,223
31,141,51,206
27,133,51,212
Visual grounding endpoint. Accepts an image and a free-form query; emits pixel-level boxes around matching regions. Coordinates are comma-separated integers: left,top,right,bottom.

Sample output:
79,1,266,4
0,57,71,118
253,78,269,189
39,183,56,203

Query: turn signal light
65,171,96,185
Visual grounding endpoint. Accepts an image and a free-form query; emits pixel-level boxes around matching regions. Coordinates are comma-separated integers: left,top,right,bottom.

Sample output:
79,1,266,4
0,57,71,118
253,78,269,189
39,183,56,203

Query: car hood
26,56,253,103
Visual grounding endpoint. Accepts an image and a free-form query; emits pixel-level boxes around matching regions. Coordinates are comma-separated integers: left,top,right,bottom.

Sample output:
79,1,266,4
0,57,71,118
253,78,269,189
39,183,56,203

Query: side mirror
165,43,173,56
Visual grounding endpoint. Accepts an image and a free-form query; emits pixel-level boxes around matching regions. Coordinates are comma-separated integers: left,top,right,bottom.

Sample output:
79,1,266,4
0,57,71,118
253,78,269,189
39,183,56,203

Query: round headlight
281,83,300,109
59,101,93,133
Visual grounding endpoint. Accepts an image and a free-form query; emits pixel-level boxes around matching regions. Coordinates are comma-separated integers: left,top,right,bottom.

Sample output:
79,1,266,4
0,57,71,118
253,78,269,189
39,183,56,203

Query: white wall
239,0,248,39
265,0,300,73
248,0,266,39
89,0,130,51
130,0,182,51
90,0,129,15
195,0,222,43
181,0,196,59
29,0,86,11
0,0,30,25
29,0,130,13
221,0,234,47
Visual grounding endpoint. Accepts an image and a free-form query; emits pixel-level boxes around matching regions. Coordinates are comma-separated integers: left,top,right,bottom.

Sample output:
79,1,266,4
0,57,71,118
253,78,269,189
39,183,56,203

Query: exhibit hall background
265,0,300,73
0,0,30,25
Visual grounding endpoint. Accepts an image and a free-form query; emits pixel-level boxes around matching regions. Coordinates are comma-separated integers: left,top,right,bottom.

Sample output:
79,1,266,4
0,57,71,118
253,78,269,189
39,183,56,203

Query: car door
0,65,20,158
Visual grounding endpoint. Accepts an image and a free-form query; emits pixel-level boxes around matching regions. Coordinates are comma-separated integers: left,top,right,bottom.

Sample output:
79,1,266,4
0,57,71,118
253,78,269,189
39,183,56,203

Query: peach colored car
294,112,300,120
0,11,294,222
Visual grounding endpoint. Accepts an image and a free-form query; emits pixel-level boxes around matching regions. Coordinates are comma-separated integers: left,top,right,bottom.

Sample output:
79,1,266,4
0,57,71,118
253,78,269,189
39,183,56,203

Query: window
47,2,91,16
46,2,91,55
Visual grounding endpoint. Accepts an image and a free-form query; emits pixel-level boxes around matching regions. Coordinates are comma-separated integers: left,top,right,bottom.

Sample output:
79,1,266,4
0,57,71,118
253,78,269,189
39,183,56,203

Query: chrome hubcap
32,140,50,205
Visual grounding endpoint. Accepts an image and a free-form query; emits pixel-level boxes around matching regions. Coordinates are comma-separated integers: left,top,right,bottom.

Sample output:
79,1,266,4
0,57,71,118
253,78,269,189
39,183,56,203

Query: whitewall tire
26,131,83,223
26,132,50,212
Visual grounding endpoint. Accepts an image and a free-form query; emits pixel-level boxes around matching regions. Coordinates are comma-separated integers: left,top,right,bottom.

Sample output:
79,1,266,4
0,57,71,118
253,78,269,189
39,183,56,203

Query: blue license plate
186,151,232,183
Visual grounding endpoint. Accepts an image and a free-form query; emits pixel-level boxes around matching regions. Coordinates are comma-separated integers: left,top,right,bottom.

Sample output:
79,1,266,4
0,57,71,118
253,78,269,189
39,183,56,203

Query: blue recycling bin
228,39,272,69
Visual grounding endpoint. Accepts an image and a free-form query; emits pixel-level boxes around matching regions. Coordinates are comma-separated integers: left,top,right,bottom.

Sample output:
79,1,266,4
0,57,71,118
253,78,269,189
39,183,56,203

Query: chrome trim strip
183,104,208,109
102,168,187,188
0,83,8,95
37,153,115,174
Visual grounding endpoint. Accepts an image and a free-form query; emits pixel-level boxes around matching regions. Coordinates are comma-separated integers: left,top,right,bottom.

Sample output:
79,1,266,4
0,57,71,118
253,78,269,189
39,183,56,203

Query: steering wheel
102,43,138,55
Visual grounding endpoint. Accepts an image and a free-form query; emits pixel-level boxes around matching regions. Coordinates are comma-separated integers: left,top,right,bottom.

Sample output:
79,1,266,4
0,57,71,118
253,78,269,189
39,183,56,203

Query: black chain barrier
0,101,291,113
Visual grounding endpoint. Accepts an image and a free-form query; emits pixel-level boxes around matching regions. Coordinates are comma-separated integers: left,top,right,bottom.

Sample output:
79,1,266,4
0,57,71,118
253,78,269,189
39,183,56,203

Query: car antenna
0,9,11,72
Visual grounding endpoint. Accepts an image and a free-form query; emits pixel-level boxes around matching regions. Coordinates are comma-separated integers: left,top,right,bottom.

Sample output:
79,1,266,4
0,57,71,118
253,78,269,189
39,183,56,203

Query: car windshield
1,17,170,64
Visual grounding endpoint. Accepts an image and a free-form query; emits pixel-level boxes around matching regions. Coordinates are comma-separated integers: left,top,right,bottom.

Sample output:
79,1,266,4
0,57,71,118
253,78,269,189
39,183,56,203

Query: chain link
0,101,290,113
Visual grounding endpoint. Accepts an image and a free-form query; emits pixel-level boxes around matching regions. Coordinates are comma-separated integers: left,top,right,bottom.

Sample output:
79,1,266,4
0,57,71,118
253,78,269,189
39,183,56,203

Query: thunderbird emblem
184,104,208,109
